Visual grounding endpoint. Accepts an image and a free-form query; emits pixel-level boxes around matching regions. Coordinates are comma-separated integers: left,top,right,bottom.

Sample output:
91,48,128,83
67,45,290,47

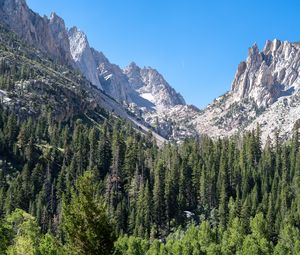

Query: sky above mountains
27,0,300,109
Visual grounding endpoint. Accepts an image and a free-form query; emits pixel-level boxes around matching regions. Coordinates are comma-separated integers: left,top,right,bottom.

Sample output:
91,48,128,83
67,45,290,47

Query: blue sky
27,0,300,109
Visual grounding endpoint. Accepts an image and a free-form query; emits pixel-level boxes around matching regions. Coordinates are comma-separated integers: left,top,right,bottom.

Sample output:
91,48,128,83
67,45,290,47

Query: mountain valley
1,1,300,254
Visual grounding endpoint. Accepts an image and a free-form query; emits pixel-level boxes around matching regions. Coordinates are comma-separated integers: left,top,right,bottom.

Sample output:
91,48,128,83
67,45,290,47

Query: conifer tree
62,171,116,255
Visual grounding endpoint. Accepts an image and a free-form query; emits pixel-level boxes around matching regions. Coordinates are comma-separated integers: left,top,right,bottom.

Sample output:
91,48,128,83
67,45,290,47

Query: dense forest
1,19,300,254
0,102,300,254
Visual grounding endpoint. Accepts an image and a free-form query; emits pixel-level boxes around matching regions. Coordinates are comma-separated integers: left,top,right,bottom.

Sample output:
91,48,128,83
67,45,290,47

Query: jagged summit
3,0,300,143
0,0,73,65
191,38,300,143
128,61,139,69
231,39,300,107
0,0,190,140
68,27,102,89
124,63,186,108
50,12,63,23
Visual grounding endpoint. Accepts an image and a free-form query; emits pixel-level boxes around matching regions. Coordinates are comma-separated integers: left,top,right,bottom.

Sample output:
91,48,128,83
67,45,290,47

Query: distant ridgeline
0,2,300,255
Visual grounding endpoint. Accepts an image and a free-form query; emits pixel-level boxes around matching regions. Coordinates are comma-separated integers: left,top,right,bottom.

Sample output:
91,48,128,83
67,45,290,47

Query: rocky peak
68,27,88,61
124,62,186,110
124,62,144,90
49,12,65,28
127,61,140,72
0,0,73,65
91,49,135,104
263,39,282,54
231,39,300,107
191,38,300,145
48,12,72,65
91,48,110,67
247,43,263,68
139,66,186,108
68,27,102,89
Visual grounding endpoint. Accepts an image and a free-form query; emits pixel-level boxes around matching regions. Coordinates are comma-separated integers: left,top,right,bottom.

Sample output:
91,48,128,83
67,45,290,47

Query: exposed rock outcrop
192,39,300,143
0,0,190,141
68,27,102,88
124,62,186,110
0,0,72,65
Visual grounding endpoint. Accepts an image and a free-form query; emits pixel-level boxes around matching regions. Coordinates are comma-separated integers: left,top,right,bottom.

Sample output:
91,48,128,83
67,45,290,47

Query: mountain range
1,0,300,143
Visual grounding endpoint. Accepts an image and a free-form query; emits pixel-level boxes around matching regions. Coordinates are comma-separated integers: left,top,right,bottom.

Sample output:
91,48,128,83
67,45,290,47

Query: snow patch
140,92,155,103
0,89,11,103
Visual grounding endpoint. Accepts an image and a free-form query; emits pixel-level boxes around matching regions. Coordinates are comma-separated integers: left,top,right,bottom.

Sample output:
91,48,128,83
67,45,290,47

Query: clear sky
27,0,300,109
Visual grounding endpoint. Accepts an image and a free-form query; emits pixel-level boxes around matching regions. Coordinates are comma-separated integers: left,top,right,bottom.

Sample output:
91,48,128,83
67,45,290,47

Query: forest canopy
0,105,300,254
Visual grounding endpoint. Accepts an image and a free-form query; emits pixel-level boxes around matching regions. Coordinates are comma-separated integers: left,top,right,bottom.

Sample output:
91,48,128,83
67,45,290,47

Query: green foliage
0,219,12,254
1,105,300,254
274,224,300,255
114,235,149,255
5,209,40,255
62,171,116,255
0,53,299,254
38,233,64,255
240,213,272,255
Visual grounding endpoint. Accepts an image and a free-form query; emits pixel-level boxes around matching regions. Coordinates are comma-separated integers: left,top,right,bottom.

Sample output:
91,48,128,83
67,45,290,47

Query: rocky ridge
0,0,189,140
0,24,167,145
0,0,73,65
192,39,300,143
68,27,102,89
2,0,300,143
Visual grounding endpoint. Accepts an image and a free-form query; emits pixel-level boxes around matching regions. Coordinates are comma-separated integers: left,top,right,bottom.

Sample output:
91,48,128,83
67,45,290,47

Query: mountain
191,39,300,143
0,0,72,65
124,62,185,109
1,2,300,254
66,23,190,140
2,0,300,144
0,0,185,141
91,47,137,104
68,29,187,112
0,22,167,146
68,27,102,89
136,38,300,143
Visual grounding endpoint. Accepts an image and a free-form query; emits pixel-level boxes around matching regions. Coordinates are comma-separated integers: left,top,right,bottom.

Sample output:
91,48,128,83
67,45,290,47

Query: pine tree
153,160,166,236
62,171,116,255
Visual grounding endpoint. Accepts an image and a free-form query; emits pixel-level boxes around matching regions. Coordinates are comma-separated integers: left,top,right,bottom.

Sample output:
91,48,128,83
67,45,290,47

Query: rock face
4,0,300,143
0,0,191,140
0,24,167,145
124,62,186,110
48,13,73,66
68,27,102,88
0,0,72,65
231,40,300,107
191,39,300,143
91,48,136,104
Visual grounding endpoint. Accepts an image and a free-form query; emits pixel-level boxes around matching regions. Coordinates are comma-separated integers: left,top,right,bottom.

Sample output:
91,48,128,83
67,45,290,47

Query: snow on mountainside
124,62,186,109
66,21,188,135
68,33,190,140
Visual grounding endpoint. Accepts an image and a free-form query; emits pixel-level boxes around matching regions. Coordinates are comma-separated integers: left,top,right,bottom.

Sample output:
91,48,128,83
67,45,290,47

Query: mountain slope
192,39,300,143
0,24,167,145
68,27,102,89
124,62,185,110
0,0,184,141
0,0,73,65
2,0,300,143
